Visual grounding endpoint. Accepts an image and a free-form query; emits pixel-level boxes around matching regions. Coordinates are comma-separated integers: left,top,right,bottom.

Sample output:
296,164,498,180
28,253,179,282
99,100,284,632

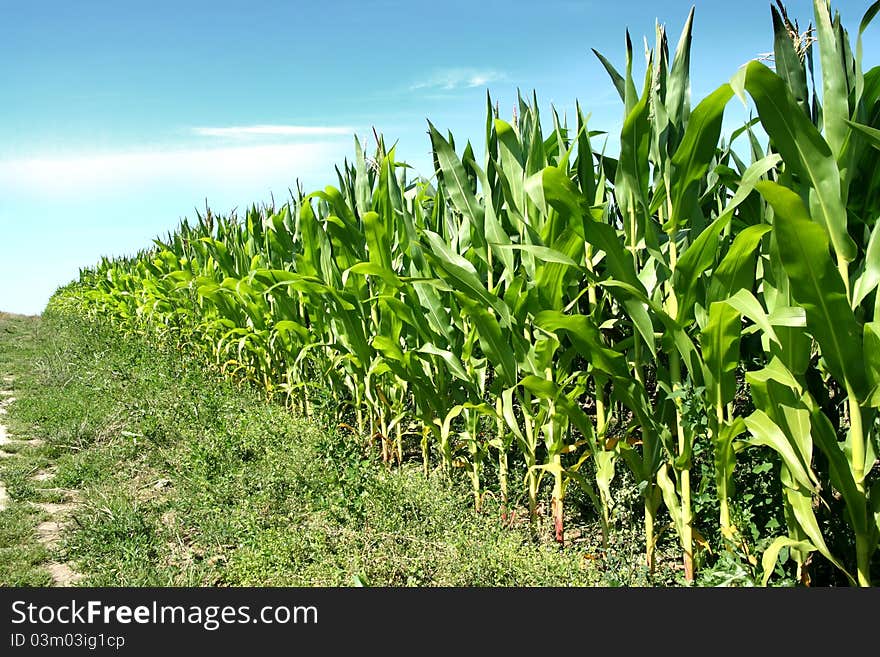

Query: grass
0,309,678,586
0,312,53,586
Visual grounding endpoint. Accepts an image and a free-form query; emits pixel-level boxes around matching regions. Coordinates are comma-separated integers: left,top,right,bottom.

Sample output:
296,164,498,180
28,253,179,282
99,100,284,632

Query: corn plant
60,0,880,586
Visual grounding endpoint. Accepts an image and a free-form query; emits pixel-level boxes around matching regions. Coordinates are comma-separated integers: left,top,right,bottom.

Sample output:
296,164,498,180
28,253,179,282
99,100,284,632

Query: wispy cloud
0,142,350,199
192,124,356,138
410,68,506,92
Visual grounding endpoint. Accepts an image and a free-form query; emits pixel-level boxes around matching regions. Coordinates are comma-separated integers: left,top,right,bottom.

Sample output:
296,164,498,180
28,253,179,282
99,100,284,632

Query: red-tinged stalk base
551,496,564,545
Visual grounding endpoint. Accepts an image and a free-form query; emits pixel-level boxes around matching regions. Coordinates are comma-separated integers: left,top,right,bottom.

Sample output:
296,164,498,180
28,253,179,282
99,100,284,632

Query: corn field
54,0,880,586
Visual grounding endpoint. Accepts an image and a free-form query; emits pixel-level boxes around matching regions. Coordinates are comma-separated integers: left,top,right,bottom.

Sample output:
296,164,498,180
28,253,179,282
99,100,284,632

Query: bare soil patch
0,373,84,586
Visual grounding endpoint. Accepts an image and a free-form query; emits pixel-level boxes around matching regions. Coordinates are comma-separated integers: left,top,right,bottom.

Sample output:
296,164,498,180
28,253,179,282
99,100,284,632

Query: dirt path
0,374,83,586
0,387,14,510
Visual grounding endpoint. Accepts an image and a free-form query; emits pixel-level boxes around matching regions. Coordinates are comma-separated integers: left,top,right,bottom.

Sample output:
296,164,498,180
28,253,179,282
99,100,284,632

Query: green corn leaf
766,306,807,328
534,310,630,379
702,301,741,407
725,288,780,346
771,4,809,116
708,224,772,303
519,375,594,443
852,219,880,308
362,211,393,273
493,243,578,267
353,137,371,216
673,212,731,322
566,469,604,517
859,2,880,50
667,84,733,232
423,230,511,327
846,119,880,151
865,322,880,393
417,343,470,384
758,181,868,399
713,417,745,516
743,61,857,262
746,360,820,494
656,463,682,533
494,118,526,216
456,293,517,388
335,310,372,366
526,93,546,177
617,90,651,216
763,236,813,376
372,334,405,363
410,279,453,344
379,294,434,341
761,536,816,586
344,262,402,289
267,206,295,257
744,410,816,493
592,47,627,103
784,484,852,583
428,122,485,230
535,230,589,311
440,405,466,450
575,104,597,203
813,0,849,162
666,6,695,132
501,386,527,444
540,166,656,355
602,278,701,380
274,320,310,343
810,407,868,534
313,186,360,232
470,159,515,275
719,153,782,220
325,215,365,271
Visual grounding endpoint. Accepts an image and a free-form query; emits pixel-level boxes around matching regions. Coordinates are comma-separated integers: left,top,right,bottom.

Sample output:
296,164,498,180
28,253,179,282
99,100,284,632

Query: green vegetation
0,313,51,586
31,0,880,585
2,311,660,586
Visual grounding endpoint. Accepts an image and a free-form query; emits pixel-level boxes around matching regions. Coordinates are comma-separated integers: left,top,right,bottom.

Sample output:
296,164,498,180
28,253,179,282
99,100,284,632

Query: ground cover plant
43,0,880,585
1,311,637,586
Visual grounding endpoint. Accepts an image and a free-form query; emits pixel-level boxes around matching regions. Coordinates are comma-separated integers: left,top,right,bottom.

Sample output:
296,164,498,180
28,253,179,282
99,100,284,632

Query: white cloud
0,142,350,199
192,124,355,138
410,68,506,92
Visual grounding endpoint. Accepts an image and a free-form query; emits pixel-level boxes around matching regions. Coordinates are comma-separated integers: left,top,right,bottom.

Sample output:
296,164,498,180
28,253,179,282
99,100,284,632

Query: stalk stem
496,401,509,521
671,350,694,582
846,382,870,587
629,197,657,569
717,396,731,537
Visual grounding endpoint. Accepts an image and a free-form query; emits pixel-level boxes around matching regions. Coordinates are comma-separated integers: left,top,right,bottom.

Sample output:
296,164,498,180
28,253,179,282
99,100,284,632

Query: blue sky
1,0,877,315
